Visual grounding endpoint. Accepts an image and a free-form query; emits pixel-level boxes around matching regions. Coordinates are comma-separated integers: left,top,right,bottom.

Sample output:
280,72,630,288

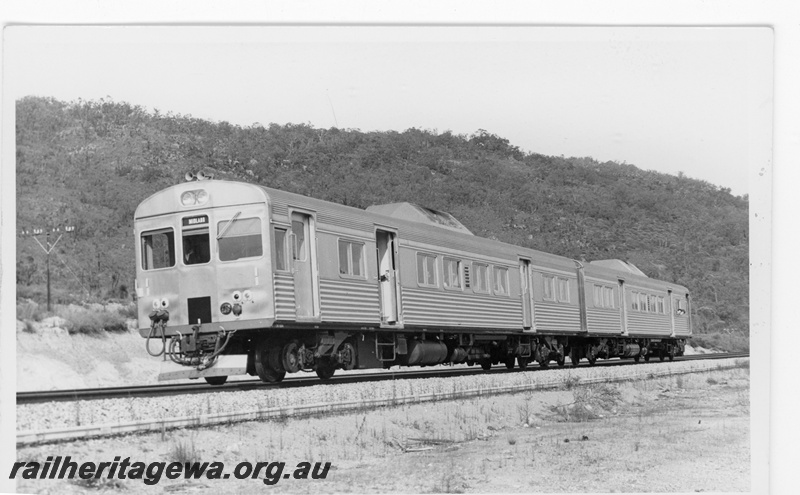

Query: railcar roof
134,179,688,293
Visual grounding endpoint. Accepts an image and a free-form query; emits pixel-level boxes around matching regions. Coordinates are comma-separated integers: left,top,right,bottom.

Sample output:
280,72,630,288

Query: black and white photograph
0,5,785,494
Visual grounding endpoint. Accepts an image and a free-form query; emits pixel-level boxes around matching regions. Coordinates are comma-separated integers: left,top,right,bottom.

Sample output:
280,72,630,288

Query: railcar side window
631,291,639,311
291,220,307,261
603,287,614,308
657,296,665,314
639,293,647,312
416,253,438,287
338,239,365,278
217,217,263,262
674,297,687,315
557,278,570,303
473,263,490,293
493,266,509,295
543,275,556,301
141,228,175,270
593,285,615,309
443,258,462,289
182,227,210,265
274,228,289,271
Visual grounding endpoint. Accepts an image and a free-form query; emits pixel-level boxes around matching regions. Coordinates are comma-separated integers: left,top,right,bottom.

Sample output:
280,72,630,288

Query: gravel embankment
17,357,747,432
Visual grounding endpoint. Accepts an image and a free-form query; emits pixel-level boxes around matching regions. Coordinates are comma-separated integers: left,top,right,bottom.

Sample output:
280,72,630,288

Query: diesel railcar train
135,176,690,385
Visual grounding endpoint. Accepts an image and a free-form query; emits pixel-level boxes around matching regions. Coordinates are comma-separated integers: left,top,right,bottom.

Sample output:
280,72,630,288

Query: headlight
243,290,252,301
160,298,170,308
180,189,208,207
180,191,196,206
152,299,160,310
232,290,242,301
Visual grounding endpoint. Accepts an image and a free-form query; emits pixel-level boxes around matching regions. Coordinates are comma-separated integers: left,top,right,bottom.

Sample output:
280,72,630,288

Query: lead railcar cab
135,178,691,385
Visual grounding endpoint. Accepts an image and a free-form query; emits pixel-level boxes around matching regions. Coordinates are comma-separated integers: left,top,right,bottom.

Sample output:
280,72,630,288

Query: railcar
134,176,690,385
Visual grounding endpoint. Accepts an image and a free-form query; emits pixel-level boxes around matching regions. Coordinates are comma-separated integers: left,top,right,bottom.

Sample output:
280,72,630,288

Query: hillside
15,96,749,342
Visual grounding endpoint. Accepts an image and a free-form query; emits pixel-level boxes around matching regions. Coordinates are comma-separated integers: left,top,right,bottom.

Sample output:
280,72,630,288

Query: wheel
339,342,357,371
315,359,336,380
254,339,286,383
204,376,227,386
585,346,596,366
556,354,566,367
480,359,492,371
569,347,580,367
644,353,651,362
281,340,302,373
659,349,666,362
517,356,529,370
504,356,516,370
668,347,675,362
633,354,641,363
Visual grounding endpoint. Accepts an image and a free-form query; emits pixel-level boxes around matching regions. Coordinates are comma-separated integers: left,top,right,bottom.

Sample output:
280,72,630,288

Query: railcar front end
135,179,276,384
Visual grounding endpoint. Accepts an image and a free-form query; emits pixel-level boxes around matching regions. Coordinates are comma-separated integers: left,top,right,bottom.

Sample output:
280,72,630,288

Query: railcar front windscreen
217,217,263,261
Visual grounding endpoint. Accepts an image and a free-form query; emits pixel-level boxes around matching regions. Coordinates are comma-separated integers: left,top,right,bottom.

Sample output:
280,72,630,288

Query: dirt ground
15,366,749,494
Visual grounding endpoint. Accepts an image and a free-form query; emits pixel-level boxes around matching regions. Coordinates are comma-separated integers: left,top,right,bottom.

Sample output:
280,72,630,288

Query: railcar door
376,229,399,324
618,279,628,335
519,259,534,330
290,211,319,319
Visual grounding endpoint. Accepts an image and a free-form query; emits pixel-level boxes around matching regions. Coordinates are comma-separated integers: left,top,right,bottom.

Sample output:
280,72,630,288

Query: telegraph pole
20,225,75,311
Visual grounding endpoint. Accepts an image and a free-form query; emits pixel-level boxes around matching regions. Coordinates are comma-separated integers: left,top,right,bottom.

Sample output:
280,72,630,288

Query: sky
3,25,772,196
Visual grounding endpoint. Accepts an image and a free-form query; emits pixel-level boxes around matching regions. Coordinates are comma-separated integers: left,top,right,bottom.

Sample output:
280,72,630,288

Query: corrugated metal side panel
319,278,380,323
270,196,289,218
586,308,622,334
674,317,691,336
533,302,581,332
626,312,672,336
274,273,295,319
402,288,522,328
318,210,374,232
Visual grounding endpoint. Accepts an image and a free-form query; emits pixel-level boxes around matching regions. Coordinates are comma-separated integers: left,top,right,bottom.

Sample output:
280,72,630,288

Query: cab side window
141,228,175,270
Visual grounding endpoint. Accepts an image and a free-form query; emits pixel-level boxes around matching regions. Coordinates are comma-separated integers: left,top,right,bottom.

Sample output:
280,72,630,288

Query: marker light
220,302,232,315
232,303,242,316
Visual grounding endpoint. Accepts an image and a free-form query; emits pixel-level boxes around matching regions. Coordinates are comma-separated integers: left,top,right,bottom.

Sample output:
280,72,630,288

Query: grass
550,383,622,423
169,434,200,464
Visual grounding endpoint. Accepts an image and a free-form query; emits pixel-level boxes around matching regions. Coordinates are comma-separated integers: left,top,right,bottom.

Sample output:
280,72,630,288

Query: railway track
17,351,748,405
17,354,749,446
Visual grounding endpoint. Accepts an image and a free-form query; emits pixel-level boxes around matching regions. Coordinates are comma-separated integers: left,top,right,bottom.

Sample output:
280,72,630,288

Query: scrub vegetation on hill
15,96,749,349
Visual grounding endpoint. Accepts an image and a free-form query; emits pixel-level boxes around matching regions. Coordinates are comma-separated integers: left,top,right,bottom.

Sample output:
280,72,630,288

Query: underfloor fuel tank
405,340,448,366
621,343,641,358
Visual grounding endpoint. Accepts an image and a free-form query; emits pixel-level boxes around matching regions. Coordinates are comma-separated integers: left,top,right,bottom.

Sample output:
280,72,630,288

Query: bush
118,302,138,319
16,300,45,322
690,332,749,353
56,305,129,335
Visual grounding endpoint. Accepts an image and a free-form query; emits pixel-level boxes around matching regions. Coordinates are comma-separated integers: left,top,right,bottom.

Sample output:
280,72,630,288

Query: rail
16,352,748,404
